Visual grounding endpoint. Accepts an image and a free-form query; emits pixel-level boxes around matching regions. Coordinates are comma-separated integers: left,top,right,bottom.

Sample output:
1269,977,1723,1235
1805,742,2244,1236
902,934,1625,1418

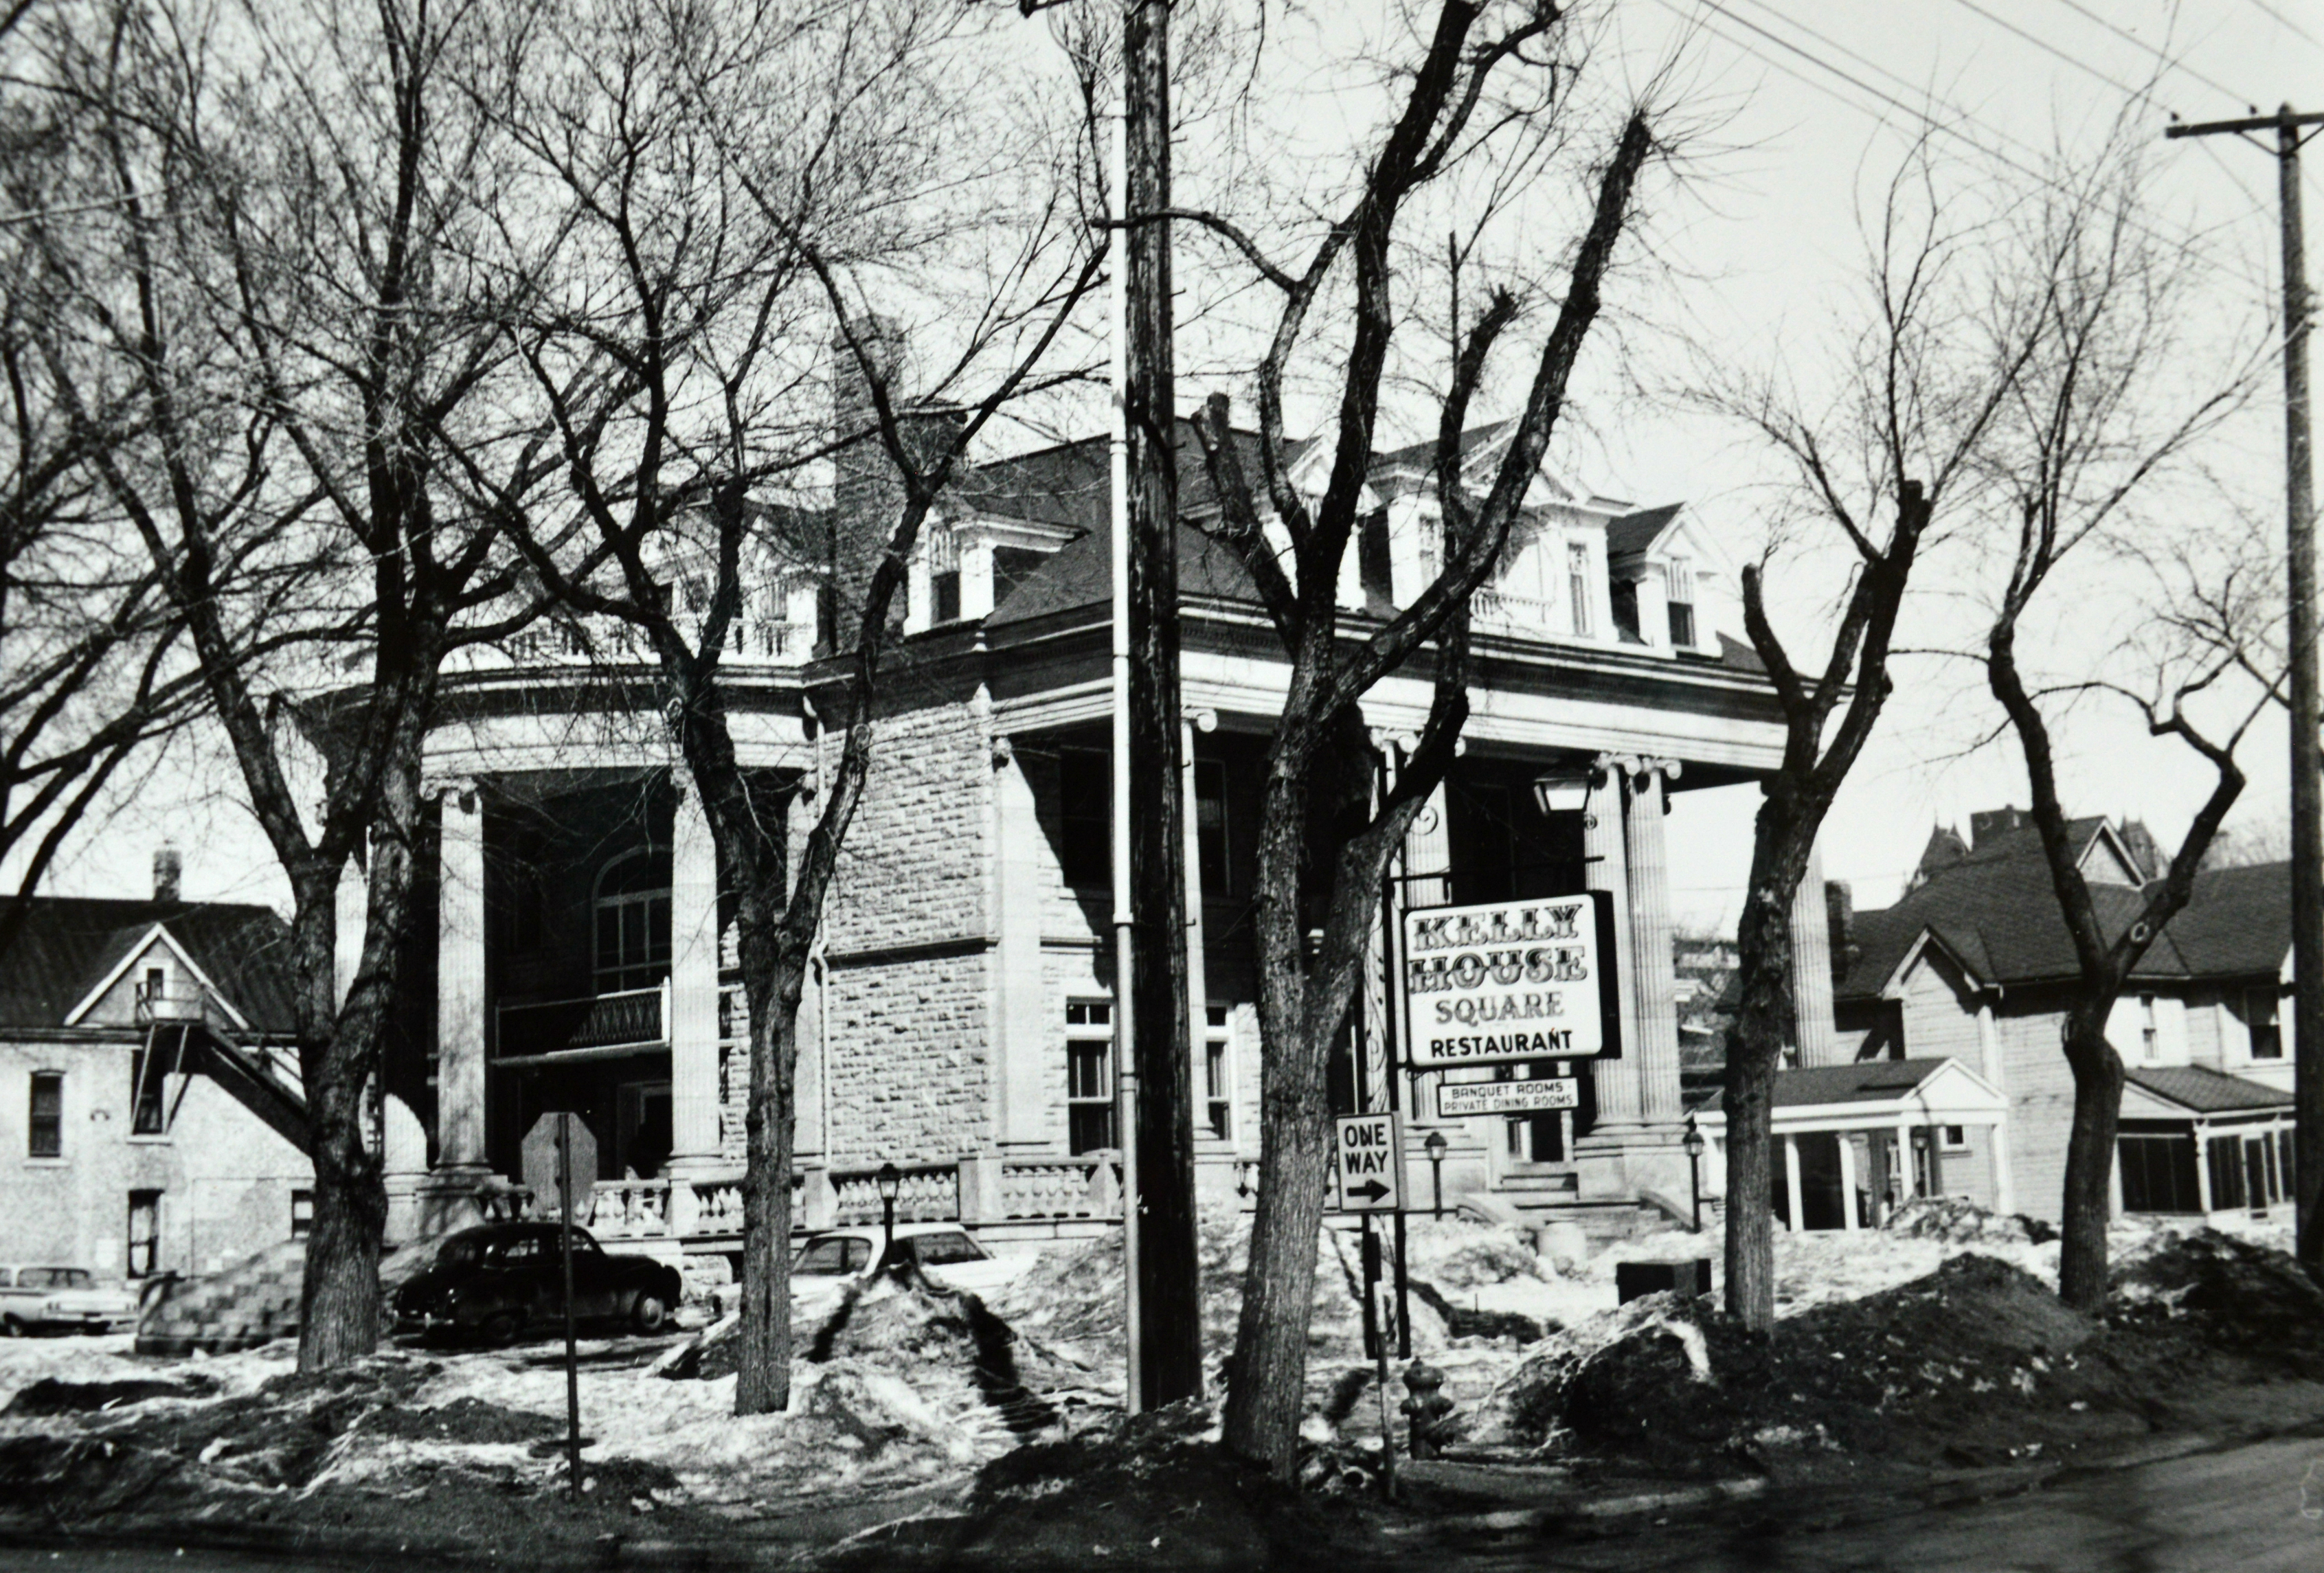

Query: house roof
1772,1058,1954,1107
0,897,300,1034
2124,1064,2292,1114
1605,502,1683,560
1836,813,2286,1001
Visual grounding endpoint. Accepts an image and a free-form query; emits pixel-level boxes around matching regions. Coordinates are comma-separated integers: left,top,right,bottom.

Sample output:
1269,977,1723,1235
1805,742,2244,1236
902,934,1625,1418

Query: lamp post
1682,1116,1706,1232
875,1162,901,1264
1423,1130,1448,1219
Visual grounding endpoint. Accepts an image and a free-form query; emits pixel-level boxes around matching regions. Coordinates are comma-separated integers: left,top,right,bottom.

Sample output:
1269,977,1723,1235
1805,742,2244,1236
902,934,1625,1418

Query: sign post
556,1111,582,1502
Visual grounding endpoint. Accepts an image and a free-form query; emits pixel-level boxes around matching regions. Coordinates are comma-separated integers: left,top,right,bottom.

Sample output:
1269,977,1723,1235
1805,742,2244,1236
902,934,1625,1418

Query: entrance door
616,1080,673,1178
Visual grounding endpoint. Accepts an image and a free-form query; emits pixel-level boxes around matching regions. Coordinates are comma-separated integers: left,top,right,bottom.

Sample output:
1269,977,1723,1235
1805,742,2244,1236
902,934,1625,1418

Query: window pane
1059,749,1110,889
1667,601,1695,648
915,1232,986,1265
29,1072,61,1158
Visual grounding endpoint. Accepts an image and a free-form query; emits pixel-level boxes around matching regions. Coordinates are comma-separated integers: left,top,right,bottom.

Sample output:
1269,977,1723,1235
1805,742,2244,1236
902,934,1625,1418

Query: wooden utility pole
1122,0,1202,1405
2166,105,2324,1284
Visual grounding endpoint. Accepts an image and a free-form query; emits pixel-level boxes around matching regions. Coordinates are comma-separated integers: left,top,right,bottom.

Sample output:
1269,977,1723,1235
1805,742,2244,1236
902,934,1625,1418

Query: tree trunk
2056,1006,2123,1309
1722,837,1800,1332
733,909,805,1414
1221,1053,1333,1473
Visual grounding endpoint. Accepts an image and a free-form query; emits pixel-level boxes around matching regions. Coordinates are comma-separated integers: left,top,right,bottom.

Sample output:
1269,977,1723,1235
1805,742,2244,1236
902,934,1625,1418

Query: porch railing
483,1151,1126,1241
495,982,667,1062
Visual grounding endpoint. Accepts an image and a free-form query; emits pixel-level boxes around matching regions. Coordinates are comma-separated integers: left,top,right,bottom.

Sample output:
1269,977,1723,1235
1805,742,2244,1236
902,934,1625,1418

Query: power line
2240,0,2322,52
2042,0,2245,105
1670,0,2275,297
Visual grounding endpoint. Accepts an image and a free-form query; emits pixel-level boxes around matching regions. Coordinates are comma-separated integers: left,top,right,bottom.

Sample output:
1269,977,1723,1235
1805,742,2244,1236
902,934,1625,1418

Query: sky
21,0,2324,936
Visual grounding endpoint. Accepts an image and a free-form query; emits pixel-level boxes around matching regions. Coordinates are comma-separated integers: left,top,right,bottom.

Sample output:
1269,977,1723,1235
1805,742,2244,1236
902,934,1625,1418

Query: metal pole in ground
559,1113,581,1502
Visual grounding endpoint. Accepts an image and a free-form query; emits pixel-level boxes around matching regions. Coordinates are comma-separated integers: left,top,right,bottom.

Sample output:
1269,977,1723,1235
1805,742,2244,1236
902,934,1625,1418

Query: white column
2193,1122,2214,1214
1789,844,1840,1067
1625,760,1683,1125
434,781,489,1174
1837,1131,1860,1232
1896,1120,1917,1201
1182,714,1212,1097
1782,1132,1805,1232
668,771,723,1186
1405,780,1452,912
991,736,1049,1147
1989,1119,2016,1214
1584,759,1641,1125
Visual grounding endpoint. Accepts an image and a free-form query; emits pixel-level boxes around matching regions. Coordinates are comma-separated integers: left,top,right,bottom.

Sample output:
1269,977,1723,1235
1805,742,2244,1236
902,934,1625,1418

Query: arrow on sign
1346,1177,1392,1204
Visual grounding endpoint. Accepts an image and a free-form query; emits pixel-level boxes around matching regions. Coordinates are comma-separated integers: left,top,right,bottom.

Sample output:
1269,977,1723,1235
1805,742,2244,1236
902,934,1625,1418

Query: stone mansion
364,398,1822,1260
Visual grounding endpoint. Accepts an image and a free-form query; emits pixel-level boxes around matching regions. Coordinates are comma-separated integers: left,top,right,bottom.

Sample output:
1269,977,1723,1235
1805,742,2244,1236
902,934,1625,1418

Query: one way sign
1331,1112,1405,1213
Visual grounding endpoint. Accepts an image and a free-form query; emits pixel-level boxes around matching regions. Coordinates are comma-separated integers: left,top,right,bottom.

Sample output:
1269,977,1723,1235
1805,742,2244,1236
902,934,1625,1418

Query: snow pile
2108,1227,2324,1355
1885,1195,2054,1245
1406,1220,1550,1291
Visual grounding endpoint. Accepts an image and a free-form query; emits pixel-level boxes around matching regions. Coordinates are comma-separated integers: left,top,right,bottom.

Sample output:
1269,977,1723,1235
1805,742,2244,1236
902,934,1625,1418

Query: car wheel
477,1311,523,1348
0,1315,21,1338
630,1290,670,1336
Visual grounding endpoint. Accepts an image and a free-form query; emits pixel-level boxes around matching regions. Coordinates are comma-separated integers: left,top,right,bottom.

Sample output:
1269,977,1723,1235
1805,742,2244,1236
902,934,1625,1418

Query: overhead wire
1662,0,2277,299
2239,0,2321,53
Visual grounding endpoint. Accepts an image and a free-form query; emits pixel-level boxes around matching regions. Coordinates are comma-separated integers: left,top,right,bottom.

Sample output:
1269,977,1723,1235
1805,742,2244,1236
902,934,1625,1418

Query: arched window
593,848,672,993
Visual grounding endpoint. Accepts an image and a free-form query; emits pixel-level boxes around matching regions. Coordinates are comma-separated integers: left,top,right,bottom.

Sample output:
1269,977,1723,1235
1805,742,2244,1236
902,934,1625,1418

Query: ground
0,1206,2319,1569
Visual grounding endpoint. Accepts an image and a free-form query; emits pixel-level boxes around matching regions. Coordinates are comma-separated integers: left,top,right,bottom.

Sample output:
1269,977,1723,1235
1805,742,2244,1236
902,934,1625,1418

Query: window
142,966,167,1014
927,525,960,624
2206,1135,2247,1212
1204,1006,1232,1141
1566,543,1593,637
2119,1132,2200,1214
27,1072,61,1158
291,1189,314,1239
913,1231,989,1267
126,1190,161,1278
794,1236,872,1275
1195,758,1230,896
1665,558,1696,648
2139,996,2159,1060
130,1048,168,1136
1066,999,1116,1153
2248,988,2283,1059
1058,747,1110,890
594,848,672,993
1940,1124,1969,1151
1610,578,1640,642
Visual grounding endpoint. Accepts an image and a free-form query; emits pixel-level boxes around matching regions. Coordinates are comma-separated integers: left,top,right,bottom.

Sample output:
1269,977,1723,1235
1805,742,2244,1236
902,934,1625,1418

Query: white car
0,1266,140,1335
789,1224,1037,1315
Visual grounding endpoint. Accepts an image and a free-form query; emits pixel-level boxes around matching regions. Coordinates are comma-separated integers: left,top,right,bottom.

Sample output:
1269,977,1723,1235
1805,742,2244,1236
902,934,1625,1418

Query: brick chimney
1968,806,2026,847
823,319,963,653
1825,879,1856,981
153,844,182,904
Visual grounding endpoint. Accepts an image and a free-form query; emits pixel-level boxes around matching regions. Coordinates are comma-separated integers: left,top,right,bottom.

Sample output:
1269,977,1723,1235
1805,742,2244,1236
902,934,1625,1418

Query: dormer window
1666,558,1697,648
927,525,960,624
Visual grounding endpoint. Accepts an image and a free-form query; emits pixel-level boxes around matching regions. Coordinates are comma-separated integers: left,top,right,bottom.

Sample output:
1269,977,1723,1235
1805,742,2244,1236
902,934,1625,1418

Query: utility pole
2167,106,2324,1285
1121,0,1202,1405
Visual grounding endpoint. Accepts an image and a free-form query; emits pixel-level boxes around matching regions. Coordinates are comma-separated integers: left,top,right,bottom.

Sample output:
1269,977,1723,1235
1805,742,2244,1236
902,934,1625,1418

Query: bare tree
1691,141,2056,1331
32,0,554,1367
481,0,1105,1415
1976,140,2264,1308
0,25,208,955
1174,1,1662,1473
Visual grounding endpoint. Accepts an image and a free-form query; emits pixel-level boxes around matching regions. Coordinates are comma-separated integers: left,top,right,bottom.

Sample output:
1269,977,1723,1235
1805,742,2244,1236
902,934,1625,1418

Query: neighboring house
1818,807,2292,1226
366,337,1821,1260
0,853,309,1281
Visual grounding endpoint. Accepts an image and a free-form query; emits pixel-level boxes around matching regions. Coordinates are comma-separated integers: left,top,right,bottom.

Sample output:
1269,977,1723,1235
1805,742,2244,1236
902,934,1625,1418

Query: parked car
0,1266,139,1335
789,1224,1037,1316
392,1223,682,1346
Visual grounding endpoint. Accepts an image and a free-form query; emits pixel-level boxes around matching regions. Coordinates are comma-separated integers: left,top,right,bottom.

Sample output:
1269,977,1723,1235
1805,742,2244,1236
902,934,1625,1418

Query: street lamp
1531,769,1596,826
1682,1116,1706,1232
875,1162,901,1264
1423,1130,1448,1219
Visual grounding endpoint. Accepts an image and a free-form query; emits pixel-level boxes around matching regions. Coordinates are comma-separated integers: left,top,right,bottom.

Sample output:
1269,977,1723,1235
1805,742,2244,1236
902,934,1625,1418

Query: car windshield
793,1237,872,1276
913,1233,988,1267
30,1268,91,1289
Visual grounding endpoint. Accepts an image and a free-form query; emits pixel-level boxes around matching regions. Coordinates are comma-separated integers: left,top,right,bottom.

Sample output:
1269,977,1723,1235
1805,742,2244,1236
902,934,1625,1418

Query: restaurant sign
1400,892,1622,1070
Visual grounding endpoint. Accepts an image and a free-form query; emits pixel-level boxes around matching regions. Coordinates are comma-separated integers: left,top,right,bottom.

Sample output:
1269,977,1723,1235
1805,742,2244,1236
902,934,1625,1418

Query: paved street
1442,1434,2324,1572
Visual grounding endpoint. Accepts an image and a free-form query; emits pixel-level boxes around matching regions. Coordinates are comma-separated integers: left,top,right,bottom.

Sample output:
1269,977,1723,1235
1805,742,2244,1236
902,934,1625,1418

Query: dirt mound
995,1208,1252,1367
1884,1195,2054,1245
831,1399,1366,1572
4,1375,220,1416
364,1396,563,1445
1474,1254,2116,1470
2108,1229,2324,1360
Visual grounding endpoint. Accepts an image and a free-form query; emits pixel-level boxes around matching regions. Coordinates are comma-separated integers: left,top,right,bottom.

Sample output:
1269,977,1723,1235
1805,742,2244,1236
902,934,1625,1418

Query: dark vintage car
392,1223,683,1346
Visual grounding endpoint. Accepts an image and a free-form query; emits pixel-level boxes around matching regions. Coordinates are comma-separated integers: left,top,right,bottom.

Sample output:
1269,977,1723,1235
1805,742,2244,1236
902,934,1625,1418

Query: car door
562,1229,622,1322
490,1232,554,1323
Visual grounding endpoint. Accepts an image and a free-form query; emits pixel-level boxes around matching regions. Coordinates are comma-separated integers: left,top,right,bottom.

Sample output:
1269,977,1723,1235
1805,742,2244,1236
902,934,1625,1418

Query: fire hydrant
1401,1359,1456,1460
